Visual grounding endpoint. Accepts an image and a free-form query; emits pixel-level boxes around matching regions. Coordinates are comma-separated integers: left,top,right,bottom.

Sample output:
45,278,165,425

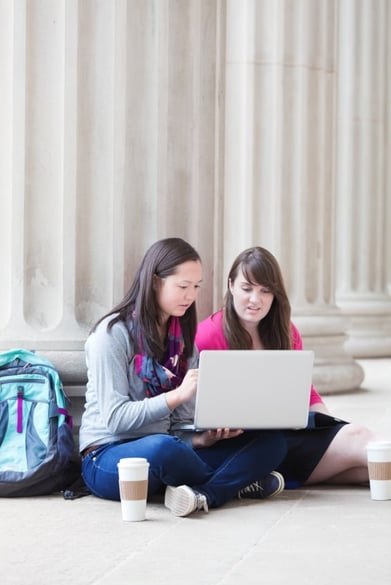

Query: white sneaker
164,485,209,517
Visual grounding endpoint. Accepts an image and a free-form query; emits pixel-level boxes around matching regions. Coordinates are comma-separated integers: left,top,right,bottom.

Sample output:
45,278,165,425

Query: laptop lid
193,349,314,430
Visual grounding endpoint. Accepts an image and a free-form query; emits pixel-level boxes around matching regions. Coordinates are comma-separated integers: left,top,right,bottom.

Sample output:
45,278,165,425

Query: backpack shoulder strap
0,348,54,369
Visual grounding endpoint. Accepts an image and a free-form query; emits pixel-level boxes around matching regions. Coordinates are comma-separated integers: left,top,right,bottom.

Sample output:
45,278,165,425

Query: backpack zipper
1,377,45,384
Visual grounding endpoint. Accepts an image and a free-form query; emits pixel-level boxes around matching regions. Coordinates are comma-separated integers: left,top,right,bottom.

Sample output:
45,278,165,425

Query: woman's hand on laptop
166,369,198,410
192,428,244,448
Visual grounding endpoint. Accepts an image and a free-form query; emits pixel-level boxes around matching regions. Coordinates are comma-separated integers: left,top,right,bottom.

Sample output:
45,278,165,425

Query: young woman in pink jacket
196,246,376,489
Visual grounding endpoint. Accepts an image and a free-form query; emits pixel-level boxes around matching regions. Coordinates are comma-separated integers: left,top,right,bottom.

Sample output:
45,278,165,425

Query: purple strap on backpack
17,387,24,433
58,407,73,428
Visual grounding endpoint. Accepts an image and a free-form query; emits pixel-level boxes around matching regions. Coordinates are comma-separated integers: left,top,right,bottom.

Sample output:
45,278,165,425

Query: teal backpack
0,348,76,496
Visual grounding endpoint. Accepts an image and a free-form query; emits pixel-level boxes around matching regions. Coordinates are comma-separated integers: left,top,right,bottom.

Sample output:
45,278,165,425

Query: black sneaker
238,471,285,499
164,485,209,517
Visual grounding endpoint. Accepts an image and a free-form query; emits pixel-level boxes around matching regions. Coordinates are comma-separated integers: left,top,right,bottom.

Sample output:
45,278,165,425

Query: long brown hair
223,246,292,349
92,238,201,359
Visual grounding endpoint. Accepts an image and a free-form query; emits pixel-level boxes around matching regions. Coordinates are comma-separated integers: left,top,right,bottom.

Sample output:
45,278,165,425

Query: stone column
222,0,364,392
1,0,389,405
0,1,222,439
335,0,391,357
0,1,221,364
0,1,119,385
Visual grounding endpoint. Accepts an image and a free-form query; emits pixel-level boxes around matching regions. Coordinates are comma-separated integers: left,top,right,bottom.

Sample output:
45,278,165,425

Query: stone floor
1,358,390,585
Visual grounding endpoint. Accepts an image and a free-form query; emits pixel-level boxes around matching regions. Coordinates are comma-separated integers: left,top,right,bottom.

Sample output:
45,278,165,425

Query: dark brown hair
93,238,201,359
223,246,292,349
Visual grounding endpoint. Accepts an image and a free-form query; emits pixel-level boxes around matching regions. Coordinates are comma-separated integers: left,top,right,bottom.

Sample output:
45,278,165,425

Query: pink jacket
195,310,323,407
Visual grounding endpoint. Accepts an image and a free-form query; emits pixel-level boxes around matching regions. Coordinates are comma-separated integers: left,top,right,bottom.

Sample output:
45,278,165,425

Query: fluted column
222,0,364,392
335,0,391,357
1,0,390,405
0,1,119,385
0,1,221,382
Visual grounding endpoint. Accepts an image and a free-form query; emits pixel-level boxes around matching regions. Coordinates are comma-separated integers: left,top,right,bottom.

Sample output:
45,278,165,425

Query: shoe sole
164,485,195,517
269,471,285,497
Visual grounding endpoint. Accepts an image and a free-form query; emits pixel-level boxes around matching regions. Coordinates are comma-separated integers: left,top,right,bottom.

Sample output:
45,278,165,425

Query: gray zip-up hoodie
79,315,198,453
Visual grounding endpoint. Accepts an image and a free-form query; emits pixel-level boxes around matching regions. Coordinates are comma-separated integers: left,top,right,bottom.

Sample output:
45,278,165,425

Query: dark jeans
81,431,286,508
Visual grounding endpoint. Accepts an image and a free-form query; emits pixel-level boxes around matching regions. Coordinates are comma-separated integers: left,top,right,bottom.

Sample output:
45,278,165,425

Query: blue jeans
81,431,286,508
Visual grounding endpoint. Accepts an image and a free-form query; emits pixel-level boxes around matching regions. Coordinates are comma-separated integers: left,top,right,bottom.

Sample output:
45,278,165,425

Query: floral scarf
134,317,188,397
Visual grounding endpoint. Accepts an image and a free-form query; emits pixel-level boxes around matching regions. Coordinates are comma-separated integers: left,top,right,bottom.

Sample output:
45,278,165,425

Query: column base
293,312,365,394
337,298,391,358
312,360,364,395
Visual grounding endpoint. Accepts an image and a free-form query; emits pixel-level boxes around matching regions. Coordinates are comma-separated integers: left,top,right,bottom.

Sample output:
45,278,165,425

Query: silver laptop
180,349,314,431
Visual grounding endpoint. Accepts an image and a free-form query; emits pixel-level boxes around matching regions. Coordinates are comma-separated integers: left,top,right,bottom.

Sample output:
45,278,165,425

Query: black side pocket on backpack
0,401,9,449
